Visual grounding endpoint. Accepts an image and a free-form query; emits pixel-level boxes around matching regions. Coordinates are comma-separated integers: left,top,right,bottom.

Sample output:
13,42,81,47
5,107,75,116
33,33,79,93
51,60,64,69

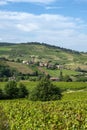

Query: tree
30,77,62,101
59,70,63,81
18,83,29,98
63,75,72,82
0,89,4,99
4,81,19,99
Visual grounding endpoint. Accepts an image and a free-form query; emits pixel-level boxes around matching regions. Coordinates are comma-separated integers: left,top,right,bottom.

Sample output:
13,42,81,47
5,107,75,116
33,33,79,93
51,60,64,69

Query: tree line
0,78,62,101
0,81,28,99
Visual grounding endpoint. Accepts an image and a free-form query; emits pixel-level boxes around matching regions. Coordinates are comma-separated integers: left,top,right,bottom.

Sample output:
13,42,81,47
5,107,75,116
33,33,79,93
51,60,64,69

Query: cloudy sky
0,0,87,51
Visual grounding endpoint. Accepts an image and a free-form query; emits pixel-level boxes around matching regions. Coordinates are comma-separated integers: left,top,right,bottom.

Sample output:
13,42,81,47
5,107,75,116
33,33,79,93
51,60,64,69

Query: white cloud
0,1,7,5
17,23,39,32
46,6,63,10
0,0,56,5
0,11,87,51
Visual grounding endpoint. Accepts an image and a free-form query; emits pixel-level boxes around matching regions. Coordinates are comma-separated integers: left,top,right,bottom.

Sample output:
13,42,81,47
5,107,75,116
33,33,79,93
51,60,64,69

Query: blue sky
0,0,87,51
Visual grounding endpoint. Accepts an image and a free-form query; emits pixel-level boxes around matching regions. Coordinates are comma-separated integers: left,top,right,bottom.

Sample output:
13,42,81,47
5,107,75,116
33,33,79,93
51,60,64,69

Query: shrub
63,75,72,82
4,81,19,99
18,83,29,98
0,81,29,99
30,77,62,101
0,89,4,99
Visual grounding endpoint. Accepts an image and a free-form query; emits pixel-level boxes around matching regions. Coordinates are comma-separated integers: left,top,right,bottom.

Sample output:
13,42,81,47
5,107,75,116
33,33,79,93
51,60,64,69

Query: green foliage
0,81,87,94
63,75,72,82
18,83,29,98
0,62,19,81
0,91,87,129
4,81,18,99
59,70,63,81
76,76,87,82
30,77,62,101
0,89,4,99
0,106,10,130
4,81,29,99
0,64,11,78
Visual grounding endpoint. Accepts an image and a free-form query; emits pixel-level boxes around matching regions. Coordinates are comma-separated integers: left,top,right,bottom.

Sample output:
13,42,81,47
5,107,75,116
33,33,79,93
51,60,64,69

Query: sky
0,0,87,51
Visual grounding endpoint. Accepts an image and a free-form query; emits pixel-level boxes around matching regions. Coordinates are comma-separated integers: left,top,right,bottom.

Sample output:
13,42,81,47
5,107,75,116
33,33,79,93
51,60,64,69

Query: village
22,57,64,81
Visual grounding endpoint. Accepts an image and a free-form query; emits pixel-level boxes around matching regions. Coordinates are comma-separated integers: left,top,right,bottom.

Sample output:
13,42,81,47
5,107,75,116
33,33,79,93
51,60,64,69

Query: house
22,60,29,65
39,62,44,67
50,77,59,81
44,62,49,67
56,65,64,69
9,76,16,81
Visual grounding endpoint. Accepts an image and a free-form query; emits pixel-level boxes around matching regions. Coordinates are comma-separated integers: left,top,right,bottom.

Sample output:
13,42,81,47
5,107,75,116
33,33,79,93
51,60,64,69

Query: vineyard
0,91,87,130
0,81,87,92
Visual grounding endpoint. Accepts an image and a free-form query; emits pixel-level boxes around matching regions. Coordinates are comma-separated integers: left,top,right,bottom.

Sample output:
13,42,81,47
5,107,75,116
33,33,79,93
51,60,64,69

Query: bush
0,89,4,99
18,83,29,98
63,75,72,82
30,77,62,101
4,81,19,99
3,81,29,99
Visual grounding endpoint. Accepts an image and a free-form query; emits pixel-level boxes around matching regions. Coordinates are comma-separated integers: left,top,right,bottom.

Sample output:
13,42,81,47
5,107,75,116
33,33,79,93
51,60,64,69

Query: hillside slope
0,42,87,71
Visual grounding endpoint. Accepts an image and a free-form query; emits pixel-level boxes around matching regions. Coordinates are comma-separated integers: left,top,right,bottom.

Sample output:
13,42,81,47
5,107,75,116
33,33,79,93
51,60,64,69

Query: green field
0,81,87,129
0,91,87,130
0,81,87,92
43,68,80,77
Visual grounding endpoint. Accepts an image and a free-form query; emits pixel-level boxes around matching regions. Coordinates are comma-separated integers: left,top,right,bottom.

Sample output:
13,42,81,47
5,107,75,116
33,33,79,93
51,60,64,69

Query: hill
0,42,87,81
0,42,87,67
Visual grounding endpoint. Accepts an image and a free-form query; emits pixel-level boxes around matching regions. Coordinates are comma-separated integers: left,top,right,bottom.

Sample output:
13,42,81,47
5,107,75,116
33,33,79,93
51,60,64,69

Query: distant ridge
0,41,84,54
0,42,15,46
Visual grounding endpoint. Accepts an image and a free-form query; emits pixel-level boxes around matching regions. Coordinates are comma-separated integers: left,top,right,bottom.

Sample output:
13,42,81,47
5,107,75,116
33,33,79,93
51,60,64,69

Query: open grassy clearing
6,61,33,74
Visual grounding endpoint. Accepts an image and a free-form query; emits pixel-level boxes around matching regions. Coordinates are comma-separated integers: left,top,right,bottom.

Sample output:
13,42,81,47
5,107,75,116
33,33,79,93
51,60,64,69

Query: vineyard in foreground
0,91,87,130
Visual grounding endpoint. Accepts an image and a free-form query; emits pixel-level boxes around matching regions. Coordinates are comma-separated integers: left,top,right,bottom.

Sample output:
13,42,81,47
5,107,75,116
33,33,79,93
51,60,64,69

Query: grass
65,63,87,70
0,47,11,51
0,43,87,67
0,81,87,92
42,68,80,77
62,91,87,101
6,61,33,74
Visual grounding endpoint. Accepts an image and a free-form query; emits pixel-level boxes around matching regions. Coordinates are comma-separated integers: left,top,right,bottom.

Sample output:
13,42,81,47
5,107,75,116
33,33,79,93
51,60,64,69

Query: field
42,68,80,77
0,81,87,129
6,61,33,74
0,91,87,130
0,81,87,92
